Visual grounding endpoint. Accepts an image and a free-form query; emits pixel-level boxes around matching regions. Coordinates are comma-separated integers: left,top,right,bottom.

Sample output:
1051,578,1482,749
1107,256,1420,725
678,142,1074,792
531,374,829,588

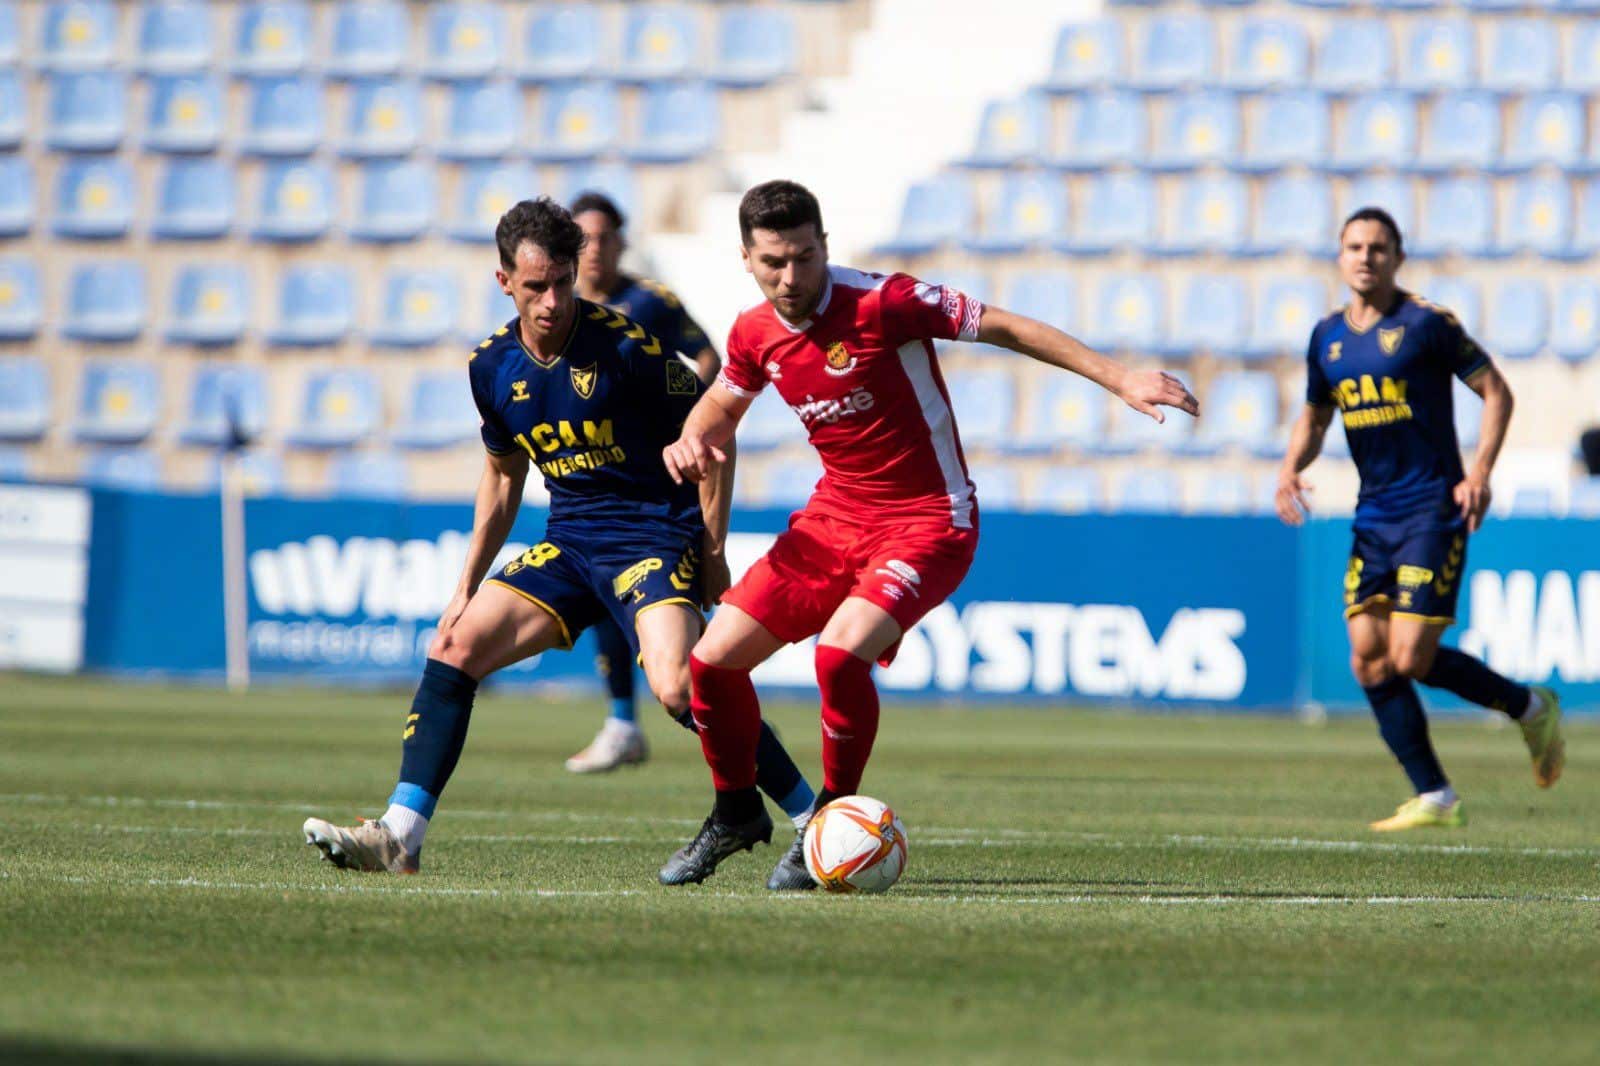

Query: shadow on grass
0,1040,479,1066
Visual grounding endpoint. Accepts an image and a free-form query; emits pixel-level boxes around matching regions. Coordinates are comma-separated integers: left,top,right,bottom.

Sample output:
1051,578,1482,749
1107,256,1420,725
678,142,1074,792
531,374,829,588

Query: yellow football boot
1369,795,1466,832
1520,686,1565,789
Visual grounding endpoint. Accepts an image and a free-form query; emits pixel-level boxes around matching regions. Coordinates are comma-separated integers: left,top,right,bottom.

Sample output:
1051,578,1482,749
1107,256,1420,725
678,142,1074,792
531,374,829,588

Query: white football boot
303,816,419,874
564,719,649,774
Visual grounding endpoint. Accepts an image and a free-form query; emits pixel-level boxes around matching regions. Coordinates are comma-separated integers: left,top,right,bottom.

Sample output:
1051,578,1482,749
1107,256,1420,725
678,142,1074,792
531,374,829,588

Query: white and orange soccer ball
803,795,908,894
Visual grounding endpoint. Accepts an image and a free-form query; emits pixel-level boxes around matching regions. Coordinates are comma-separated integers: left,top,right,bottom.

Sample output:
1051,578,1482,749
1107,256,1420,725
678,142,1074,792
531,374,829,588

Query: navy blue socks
1420,646,1531,718
1363,675,1448,794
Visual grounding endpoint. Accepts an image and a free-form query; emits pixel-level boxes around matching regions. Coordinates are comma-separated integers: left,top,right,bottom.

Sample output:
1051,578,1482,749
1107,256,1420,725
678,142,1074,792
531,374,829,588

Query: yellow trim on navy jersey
483,579,574,648
632,597,702,628
513,309,581,370
1389,611,1456,626
1344,594,1394,620
1461,361,1492,383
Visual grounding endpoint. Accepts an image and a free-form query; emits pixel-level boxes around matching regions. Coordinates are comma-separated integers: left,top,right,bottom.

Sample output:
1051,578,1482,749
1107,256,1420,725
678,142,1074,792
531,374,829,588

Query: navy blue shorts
483,528,703,657
1344,510,1467,626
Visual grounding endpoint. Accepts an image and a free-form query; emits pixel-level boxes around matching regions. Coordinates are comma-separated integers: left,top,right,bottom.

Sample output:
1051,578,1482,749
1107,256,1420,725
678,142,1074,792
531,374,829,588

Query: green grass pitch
1,673,1596,1065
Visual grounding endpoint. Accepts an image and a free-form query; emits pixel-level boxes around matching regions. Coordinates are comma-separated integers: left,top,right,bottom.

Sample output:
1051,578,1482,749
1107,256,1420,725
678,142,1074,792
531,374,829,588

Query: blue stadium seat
1049,90,1146,170
519,4,602,82
1398,20,1475,91
1413,177,1494,258
64,261,146,341
1550,279,1600,362
1483,279,1548,360
83,449,163,491
967,463,1022,511
1131,15,1215,90
1330,92,1416,172
1239,91,1330,172
439,80,519,159
1065,173,1156,254
328,451,410,499
1506,485,1556,517
0,357,47,440
1045,21,1123,91
0,449,30,485
1196,372,1280,455
74,361,161,444
269,266,355,346
371,270,458,347
167,264,250,345
964,94,1049,168
53,158,133,239
1002,273,1078,335
179,364,268,447
342,80,422,158
1088,274,1165,352
529,82,619,161
1251,173,1333,255
1463,0,1530,11
0,158,31,237
1496,176,1574,257
0,71,21,149
329,1,409,78
1420,278,1481,335
1110,469,1183,512
877,174,975,256
287,368,381,448
619,5,699,83
557,164,640,223
1504,93,1584,171
1159,174,1248,255
153,158,234,240
253,161,335,242
0,3,17,67
350,161,435,243
1314,19,1392,92
713,8,796,88
241,77,324,156
1483,19,1559,93
1016,374,1107,453
1227,20,1310,89
0,260,42,340
1152,91,1240,170
424,3,504,80
42,1,116,71
626,82,718,164
1571,179,1600,260
967,173,1067,255
1569,477,1600,519
233,2,312,75
138,1,214,73
144,75,224,153
942,369,1016,449
1166,275,1247,356
1415,92,1498,173
47,72,126,152
1029,469,1104,514
449,161,536,242
1245,277,1328,360
1342,174,1416,236
1565,22,1600,92
393,370,482,449
1190,472,1256,516
203,449,284,495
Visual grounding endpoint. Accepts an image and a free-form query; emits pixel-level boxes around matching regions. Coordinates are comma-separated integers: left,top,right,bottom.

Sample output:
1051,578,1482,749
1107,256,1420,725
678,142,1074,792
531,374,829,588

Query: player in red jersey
657,181,1200,888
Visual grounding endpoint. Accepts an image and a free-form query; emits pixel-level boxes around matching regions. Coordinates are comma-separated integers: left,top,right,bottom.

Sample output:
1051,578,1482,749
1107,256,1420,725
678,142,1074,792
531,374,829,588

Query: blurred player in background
1277,207,1565,832
302,199,813,874
562,191,722,775
657,180,1199,888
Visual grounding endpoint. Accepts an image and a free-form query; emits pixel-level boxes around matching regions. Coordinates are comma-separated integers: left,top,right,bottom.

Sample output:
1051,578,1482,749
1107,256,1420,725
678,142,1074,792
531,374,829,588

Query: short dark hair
495,197,585,272
1341,206,1404,256
570,191,626,232
738,180,824,245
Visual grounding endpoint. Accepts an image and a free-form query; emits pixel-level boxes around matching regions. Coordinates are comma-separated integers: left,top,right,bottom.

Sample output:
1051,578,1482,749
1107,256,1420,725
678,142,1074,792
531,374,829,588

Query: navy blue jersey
599,275,711,361
469,300,706,537
1305,292,1492,524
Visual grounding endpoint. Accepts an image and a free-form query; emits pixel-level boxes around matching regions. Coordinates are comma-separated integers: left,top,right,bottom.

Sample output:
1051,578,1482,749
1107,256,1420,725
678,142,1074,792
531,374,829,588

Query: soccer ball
803,795,908,893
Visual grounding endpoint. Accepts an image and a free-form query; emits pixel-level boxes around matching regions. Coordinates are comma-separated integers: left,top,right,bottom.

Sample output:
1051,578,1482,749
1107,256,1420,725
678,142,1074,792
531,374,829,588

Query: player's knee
644,657,692,715
1390,643,1435,680
1350,653,1393,687
431,627,484,675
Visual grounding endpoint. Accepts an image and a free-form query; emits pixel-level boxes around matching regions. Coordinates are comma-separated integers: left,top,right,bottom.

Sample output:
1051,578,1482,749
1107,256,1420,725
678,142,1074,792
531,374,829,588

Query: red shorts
721,508,978,662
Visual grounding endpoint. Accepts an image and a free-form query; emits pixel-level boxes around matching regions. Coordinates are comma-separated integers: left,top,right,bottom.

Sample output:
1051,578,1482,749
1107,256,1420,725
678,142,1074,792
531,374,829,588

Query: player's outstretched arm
663,384,751,485
1456,365,1514,533
438,449,530,634
697,436,736,608
1275,404,1334,527
975,306,1198,423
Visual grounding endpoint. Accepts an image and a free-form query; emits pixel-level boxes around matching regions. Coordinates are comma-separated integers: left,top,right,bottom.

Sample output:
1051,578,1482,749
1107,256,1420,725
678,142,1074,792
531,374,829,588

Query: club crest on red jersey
824,341,857,377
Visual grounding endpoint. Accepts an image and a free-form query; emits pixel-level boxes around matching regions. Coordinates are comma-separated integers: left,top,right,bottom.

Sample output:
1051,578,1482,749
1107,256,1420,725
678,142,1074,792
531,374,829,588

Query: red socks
689,653,761,791
815,644,880,796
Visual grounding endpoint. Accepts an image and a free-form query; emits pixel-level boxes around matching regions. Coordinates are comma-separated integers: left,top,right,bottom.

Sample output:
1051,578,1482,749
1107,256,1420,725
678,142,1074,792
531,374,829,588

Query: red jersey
720,266,985,529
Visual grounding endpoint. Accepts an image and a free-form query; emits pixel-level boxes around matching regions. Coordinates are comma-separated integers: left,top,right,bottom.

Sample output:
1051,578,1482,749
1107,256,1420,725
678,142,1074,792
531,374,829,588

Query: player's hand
700,550,731,610
1454,472,1492,533
1119,369,1199,424
1275,471,1313,527
662,435,727,485
436,588,472,638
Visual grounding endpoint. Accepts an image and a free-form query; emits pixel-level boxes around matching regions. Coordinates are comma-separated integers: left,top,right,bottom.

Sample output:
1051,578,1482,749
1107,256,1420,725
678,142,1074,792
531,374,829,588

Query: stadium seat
328,451,410,499
82,449,163,491
1413,177,1494,258
966,463,1022,511
138,1,214,74
626,82,719,164
1420,277,1481,334
1397,20,1475,92
144,75,224,153
877,174,975,256
253,161,335,242
1463,0,1530,12
1504,93,1584,171
269,265,355,346
351,161,435,243
1065,172,1156,254
47,72,126,151
1250,173,1333,255
619,5,699,82
1159,174,1248,255
713,8,797,88
1087,274,1165,352
341,80,422,158
241,77,324,156
1506,485,1556,517
964,94,1049,168
1029,469,1104,513
1166,275,1248,357
1549,279,1600,362
167,264,250,345
153,158,234,240
1151,92,1240,170
74,361,162,444
1330,92,1416,172
1226,19,1311,90
556,163,641,223
53,158,134,239
0,3,17,67
1131,15,1215,90
179,364,269,447
0,259,42,340
943,369,1016,449
41,1,116,71
1045,21,1123,91
204,449,284,495
1245,277,1328,360
0,71,20,149
1190,472,1259,515
1196,371,1280,456
519,4,603,82
329,1,410,78
966,173,1067,255
393,370,482,449
1496,176,1574,257
288,369,381,448
1049,90,1146,170
1016,373,1107,453
371,270,458,347
1415,92,1499,173
0,158,33,238
1483,279,1548,360
1570,179,1600,260
0,447,30,479
64,261,146,341
1483,20,1559,93
529,82,620,161
1564,22,1600,92
1239,91,1329,173
424,3,504,80
233,2,312,75
0,357,48,440
1569,477,1600,518
1002,273,1078,335
1110,469,1184,512
449,161,536,242
1313,19,1392,92
439,81,520,159
1341,174,1416,236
